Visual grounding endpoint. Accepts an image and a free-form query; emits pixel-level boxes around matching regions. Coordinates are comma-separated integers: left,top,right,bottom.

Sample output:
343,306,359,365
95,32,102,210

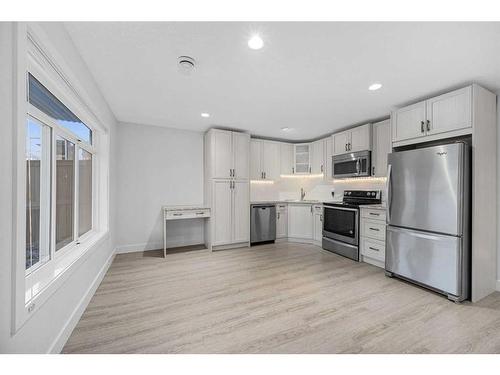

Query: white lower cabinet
287,204,313,241
276,204,288,239
360,207,386,268
212,180,249,246
313,204,323,246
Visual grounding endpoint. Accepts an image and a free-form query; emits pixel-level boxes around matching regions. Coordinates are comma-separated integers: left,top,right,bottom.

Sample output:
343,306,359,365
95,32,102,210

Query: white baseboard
47,248,116,354
116,239,205,254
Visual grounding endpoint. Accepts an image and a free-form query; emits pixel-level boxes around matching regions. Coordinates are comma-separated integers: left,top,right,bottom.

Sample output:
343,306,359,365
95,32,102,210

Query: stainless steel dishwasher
250,204,276,245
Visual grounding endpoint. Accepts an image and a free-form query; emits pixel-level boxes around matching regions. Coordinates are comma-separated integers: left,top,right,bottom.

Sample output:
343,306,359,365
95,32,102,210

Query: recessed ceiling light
248,35,264,50
281,127,291,131
201,113,210,118
368,83,383,91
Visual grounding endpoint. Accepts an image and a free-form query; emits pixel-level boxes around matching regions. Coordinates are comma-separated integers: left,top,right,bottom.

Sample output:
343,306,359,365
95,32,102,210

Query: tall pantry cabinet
204,129,250,250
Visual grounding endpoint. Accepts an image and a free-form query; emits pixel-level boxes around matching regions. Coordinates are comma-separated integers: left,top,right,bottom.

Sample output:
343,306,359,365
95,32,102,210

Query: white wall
497,92,500,291
115,122,205,253
0,22,118,353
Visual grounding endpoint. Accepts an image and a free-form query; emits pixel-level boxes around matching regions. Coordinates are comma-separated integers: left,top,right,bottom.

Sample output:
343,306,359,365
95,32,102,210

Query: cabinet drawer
166,209,210,220
313,205,323,213
277,204,288,210
361,208,386,221
361,238,385,262
362,219,386,241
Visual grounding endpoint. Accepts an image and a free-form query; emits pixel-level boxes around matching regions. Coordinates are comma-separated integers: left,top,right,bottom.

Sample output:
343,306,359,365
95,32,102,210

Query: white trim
116,240,205,254
48,248,115,354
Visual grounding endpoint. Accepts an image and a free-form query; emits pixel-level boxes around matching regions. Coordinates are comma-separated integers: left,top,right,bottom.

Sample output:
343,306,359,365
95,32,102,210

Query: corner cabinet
205,129,250,250
333,124,371,155
392,86,472,145
371,119,391,177
294,144,311,174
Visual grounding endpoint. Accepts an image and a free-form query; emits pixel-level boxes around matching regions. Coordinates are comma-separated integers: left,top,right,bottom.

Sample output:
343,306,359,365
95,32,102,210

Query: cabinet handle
426,120,431,132
196,212,205,215
372,166,375,175
173,213,183,216
320,214,323,222
369,212,380,216
309,166,311,173
320,165,324,173
264,172,266,179
232,168,235,177
368,246,380,252
420,121,425,133
292,167,294,174
277,212,280,219
369,227,380,231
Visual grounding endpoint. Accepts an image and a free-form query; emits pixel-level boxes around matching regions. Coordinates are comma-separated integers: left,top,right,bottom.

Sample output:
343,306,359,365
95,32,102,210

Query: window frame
12,24,111,333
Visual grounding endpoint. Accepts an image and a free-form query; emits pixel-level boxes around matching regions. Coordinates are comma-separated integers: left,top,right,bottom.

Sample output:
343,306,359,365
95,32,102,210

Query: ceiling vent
178,56,196,75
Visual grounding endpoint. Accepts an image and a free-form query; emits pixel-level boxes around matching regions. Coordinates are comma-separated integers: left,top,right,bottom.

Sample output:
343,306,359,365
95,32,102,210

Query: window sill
18,229,111,331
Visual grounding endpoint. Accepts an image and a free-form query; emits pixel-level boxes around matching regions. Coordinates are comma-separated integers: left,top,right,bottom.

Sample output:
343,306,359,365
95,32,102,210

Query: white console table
162,205,211,258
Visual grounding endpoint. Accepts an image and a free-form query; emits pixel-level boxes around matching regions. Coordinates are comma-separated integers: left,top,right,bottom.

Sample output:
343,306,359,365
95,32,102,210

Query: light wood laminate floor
62,242,500,353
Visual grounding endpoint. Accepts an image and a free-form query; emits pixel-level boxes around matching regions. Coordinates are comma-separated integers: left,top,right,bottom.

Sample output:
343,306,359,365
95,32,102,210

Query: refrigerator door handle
386,164,392,224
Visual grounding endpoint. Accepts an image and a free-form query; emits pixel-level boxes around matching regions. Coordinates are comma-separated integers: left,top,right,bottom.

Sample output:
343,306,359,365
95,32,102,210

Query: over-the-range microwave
332,150,371,178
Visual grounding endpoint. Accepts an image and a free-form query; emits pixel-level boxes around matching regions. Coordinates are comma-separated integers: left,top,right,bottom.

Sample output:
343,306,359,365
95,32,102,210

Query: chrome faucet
300,188,306,201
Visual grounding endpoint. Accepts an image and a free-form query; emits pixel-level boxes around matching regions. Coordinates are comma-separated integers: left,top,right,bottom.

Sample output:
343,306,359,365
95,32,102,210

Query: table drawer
362,219,386,241
361,208,386,221
361,237,385,262
166,209,210,219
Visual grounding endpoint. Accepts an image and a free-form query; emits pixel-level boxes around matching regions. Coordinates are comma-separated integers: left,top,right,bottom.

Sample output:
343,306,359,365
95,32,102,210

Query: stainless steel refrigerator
385,142,470,302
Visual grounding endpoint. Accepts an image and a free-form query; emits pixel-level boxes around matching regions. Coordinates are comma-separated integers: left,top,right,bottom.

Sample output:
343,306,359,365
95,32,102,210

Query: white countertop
360,204,387,209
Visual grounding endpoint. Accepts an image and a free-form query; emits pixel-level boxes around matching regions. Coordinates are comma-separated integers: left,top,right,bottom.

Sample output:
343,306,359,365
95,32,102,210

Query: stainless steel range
322,190,382,261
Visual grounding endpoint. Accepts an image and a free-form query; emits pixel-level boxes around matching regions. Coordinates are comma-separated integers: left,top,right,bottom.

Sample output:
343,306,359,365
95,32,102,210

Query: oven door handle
324,205,359,213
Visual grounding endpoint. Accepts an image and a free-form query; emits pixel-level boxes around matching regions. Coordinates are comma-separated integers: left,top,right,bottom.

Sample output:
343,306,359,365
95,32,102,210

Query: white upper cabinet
250,140,263,180
350,124,372,152
280,143,294,175
332,124,371,155
371,119,391,177
207,129,250,180
212,130,233,179
426,86,472,136
232,132,250,180
250,139,280,180
324,136,333,181
333,130,350,156
392,101,427,142
294,144,311,174
311,139,325,174
392,86,473,144
263,141,281,180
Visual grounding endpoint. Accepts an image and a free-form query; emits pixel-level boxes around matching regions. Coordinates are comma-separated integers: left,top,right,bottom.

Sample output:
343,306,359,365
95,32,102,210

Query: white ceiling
65,22,500,140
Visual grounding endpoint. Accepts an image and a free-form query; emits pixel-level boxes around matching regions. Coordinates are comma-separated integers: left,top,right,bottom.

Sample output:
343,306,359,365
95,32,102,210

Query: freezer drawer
386,226,466,299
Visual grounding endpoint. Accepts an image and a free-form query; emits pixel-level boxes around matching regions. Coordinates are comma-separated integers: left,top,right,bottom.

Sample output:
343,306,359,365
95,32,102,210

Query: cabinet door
313,212,323,243
213,130,233,179
323,137,333,181
232,181,250,243
311,139,325,174
426,86,472,136
276,205,288,239
233,132,250,180
294,144,311,174
212,180,232,245
392,101,426,142
372,119,391,177
350,124,371,152
250,139,262,180
280,143,294,175
287,204,313,239
262,141,281,180
333,131,350,156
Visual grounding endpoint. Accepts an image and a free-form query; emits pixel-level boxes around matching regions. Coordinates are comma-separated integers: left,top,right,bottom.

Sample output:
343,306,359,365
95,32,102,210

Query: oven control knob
366,192,370,196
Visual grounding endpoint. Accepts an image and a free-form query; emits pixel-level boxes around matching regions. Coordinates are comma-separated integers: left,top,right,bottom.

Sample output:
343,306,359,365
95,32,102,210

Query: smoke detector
178,56,196,75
